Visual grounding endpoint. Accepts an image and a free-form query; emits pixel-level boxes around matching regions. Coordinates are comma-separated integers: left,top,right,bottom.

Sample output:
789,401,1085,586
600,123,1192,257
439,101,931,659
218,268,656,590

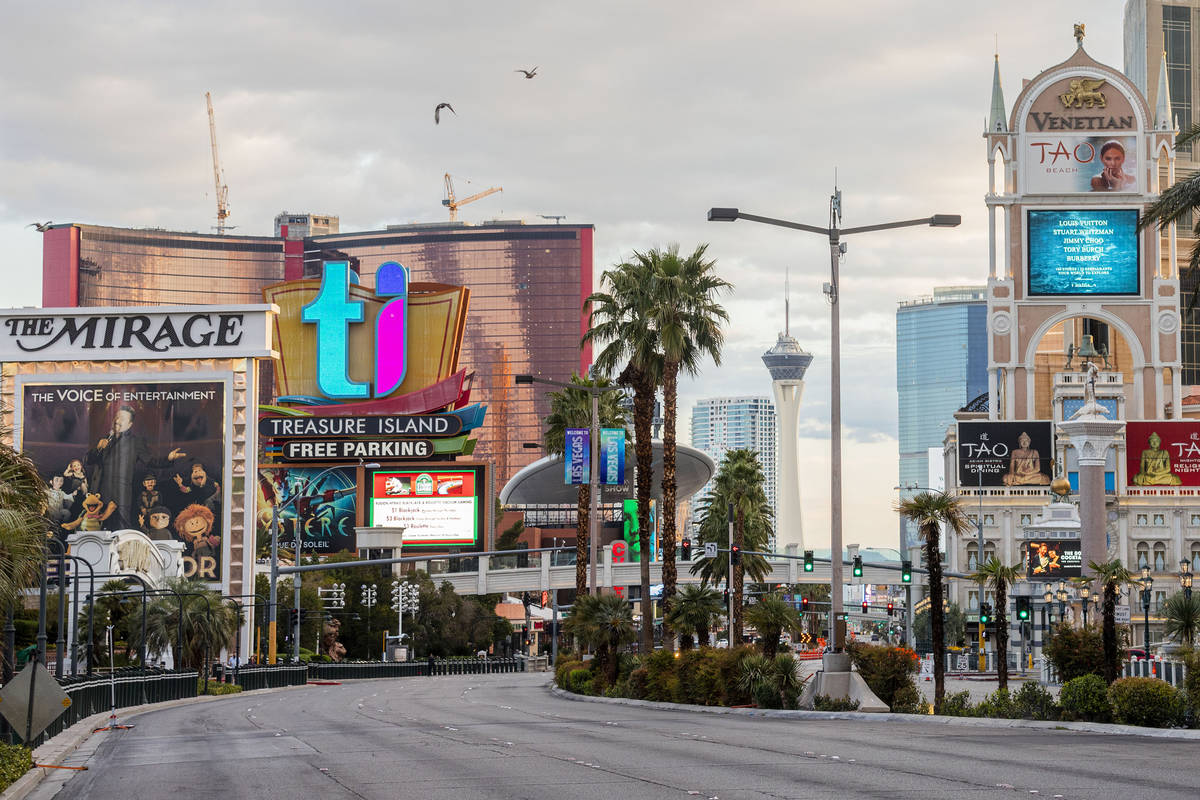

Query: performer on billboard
1090,140,1135,192
1133,432,1183,486
1001,431,1051,486
85,405,187,529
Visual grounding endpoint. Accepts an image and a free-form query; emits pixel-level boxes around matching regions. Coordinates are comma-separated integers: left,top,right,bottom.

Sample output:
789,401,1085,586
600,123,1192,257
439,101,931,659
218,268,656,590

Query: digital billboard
362,463,487,550
1023,135,1139,194
1126,421,1200,487
1027,209,1139,296
257,465,357,554
20,380,227,581
1025,539,1082,580
958,421,1054,488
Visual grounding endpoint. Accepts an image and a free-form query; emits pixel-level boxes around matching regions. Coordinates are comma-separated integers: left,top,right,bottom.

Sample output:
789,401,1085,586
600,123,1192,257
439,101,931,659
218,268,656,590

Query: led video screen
1027,209,1139,296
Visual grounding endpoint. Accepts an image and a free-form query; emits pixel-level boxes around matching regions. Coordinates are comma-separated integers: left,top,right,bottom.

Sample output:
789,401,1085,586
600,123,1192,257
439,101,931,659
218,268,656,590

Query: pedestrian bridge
426,544,904,595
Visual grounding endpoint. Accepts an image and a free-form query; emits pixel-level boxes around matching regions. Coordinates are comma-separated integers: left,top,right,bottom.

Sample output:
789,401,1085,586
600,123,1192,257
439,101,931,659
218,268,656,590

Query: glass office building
688,396,777,535
896,286,987,539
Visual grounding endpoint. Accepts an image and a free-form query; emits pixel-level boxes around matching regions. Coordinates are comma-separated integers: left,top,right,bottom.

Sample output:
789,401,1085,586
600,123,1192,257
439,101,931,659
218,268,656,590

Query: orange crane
205,92,230,234
443,173,501,221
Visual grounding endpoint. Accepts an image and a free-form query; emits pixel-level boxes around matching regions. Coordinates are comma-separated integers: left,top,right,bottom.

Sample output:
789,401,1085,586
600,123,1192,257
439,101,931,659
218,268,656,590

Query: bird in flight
434,103,455,124
515,67,538,79
26,221,52,232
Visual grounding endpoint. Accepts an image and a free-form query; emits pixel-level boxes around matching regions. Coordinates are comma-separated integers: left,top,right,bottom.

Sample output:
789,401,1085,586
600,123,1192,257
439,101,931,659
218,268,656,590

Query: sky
1,1,1132,549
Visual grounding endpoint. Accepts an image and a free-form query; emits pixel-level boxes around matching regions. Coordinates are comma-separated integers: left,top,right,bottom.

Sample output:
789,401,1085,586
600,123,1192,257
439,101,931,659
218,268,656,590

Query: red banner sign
1126,421,1200,487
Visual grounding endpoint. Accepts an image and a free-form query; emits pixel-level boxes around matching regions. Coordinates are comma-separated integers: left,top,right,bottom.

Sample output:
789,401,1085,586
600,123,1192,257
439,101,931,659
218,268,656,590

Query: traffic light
800,596,809,612
886,601,894,617
803,550,814,572
723,588,730,606
979,602,992,625
730,544,741,565
901,560,912,584
680,539,692,561
1016,596,1031,621
861,600,868,613
852,555,863,578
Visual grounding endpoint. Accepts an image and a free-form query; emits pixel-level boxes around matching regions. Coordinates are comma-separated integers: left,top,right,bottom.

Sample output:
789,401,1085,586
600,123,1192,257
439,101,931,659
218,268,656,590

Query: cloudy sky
2,1,1131,548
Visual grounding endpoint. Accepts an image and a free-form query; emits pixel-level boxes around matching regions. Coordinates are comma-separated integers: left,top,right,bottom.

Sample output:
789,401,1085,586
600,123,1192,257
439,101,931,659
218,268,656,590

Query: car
715,638,729,649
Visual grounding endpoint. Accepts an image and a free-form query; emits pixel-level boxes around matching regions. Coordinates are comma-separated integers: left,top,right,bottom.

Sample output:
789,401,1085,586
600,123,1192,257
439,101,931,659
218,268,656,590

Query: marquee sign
0,306,275,362
280,439,434,461
258,414,462,439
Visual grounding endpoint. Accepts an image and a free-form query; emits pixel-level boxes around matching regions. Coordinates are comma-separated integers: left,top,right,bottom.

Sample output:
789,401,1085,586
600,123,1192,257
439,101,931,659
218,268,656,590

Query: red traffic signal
861,600,868,613
730,544,741,565
886,601,894,616
800,596,809,611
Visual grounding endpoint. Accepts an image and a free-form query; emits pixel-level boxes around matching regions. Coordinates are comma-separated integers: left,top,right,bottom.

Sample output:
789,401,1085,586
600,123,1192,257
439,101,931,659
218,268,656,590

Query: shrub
568,667,593,695
847,643,920,711
198,678,244,695
938,690,976,717
1182,648,1200,714
1059,674,1111,722
1043,623,1108,683
1012,681,1059,721
889,682,928,714
554,658,585,690
813,695,860,712
627,667,649,699
0,744,32,793
976,688,1018,719
1107,677,1187,728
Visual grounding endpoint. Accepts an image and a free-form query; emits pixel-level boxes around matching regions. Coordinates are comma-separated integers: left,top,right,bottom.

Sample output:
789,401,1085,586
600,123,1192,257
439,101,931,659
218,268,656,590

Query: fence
230,663,309,691
1041,657,1189,688
308,657,525,680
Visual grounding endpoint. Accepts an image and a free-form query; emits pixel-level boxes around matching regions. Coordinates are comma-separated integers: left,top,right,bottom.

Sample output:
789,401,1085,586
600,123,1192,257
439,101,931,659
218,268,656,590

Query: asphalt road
44,673,1200,800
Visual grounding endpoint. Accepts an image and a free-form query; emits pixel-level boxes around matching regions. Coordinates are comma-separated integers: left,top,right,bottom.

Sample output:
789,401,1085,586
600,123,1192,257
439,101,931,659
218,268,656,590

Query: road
45,673,1199,800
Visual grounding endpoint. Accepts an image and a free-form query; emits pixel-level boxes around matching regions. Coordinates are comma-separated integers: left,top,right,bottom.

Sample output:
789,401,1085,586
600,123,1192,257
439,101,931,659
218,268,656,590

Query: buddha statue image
1002,431,1051,486
1132,432,1183,486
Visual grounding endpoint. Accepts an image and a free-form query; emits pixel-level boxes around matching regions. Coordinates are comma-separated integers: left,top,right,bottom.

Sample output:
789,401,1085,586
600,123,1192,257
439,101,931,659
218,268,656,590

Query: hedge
0,743,32,793
1107,677,1187,728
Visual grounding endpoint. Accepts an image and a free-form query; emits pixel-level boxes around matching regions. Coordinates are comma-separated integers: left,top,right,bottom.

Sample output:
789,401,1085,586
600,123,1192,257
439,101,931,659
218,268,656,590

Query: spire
988,53,1007,133
784,266,790,337
1156,49,1174,131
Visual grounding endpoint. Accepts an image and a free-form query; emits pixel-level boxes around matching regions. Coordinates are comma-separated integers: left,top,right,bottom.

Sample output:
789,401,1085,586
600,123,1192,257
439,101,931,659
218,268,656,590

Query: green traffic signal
852,555,863,577
901,560,912,583
803,550,814,572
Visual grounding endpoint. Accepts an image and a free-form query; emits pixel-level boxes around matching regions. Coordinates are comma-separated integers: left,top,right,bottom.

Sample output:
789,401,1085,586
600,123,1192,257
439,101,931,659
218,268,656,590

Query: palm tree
969,557,1021,690
541,373,629,597
563,593,636,683
0,438,49,679
1162,591,1200,647
898,491,971,712
692,449,773,645
665,584,725,648
1140,124,1200,308
639,244,731,645
133,578,239,670
585,260,661,652
1089,559,1134,684
744,592,801,659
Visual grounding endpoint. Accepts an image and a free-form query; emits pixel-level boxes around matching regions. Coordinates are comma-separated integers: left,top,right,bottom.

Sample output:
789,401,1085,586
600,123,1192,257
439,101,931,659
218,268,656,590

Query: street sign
1115,604,1131,624
704,542,718,559
0,661,72,742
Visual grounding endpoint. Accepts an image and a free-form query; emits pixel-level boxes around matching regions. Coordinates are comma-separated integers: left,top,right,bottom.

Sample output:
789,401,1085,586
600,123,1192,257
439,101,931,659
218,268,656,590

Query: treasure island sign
257,261,489,554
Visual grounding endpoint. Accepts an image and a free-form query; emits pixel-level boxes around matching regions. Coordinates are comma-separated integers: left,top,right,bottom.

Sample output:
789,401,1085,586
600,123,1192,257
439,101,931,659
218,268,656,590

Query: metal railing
230,663,309,691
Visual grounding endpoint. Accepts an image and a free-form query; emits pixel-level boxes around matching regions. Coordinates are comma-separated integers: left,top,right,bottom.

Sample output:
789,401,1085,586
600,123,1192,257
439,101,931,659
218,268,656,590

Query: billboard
564,428,589,484
958,421,1054,488
1027,209,1139,296
1023,135,1138,194
362,463,487,550
258,466,358,554
20,380,227,581
1126,421,1200,487
1025,539,1082,580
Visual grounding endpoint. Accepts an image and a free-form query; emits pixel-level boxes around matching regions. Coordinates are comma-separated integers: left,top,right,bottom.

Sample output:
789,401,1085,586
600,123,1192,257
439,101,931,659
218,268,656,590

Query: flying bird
514,67,538,79
26,221,52,232
434,103,455,124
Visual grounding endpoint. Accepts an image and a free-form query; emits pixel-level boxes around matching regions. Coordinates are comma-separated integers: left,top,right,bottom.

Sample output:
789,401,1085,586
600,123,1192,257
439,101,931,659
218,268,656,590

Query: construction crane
443,173,501,222
205,92,230,234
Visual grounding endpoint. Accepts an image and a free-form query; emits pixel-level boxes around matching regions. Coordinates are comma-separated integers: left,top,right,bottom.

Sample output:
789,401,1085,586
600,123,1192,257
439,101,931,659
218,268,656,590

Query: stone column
1057,417,1123,575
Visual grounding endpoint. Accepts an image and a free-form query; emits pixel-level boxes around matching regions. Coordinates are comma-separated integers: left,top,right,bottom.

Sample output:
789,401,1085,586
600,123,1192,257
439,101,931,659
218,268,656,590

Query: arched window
1153,542,1167,572
966,544,979,571
1192,544,1200,572
1136,542,1149,569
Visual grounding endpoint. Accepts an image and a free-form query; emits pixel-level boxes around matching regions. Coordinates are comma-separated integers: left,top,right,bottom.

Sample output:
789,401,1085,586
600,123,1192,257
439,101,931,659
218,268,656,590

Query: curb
546,683,1200,740
1,683,313,800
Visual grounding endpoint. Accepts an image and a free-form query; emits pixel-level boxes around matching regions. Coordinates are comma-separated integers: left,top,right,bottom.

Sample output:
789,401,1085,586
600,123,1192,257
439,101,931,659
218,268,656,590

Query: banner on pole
599,428,625,485
564,428,589,484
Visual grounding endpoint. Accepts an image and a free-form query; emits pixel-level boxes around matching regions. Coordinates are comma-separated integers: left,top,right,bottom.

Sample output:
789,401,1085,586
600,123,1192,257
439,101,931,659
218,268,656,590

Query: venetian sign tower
762,286,813,551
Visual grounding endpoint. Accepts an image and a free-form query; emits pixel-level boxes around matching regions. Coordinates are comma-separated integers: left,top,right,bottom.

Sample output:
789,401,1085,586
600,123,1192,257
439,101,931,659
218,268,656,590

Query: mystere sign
0,306,276,362
259,414,462,439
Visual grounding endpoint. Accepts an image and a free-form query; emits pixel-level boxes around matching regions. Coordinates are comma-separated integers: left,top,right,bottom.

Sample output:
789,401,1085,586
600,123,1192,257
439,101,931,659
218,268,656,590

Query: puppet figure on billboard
45,475,79,525
1133,432,1183,486
86,405,187,529
1002,431,1051,486
175,504,219,563
144,506,174,540
1091,140,1135,192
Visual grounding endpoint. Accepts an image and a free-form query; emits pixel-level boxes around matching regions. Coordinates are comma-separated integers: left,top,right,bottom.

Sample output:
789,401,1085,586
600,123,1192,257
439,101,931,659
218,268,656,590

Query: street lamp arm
719,211,831,237
841,216,961,236
514,374,628,394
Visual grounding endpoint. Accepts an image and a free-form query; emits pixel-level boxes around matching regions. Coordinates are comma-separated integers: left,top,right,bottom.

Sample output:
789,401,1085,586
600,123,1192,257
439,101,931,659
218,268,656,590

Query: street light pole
709,200,960,652
1180,559,1193,602
1140,566,1154,653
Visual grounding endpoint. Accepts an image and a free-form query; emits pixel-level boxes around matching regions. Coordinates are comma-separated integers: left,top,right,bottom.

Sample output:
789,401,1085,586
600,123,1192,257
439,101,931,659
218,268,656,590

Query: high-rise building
38,218,594,490
895,286,987,503
275,211,339,239
688,396,777,537
762,329,812,551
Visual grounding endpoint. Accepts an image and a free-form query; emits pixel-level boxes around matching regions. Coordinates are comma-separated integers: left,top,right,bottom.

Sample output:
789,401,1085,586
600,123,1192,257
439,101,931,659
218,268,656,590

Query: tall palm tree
541,373,629,597
1140,124,1200,308
563,593,636,683
664,584,725,648
639,244,731,646
898,491,971,712
1089,559,1133,684
0,439,49,679
1161,591,1200,648
692,449,772,645
744,592,801,659
969,557,1021,690
133,578,239,669
585,260,661,652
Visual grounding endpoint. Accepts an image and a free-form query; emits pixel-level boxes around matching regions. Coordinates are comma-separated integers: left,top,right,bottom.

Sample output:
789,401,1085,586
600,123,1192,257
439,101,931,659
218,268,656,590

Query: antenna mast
205,92,230,234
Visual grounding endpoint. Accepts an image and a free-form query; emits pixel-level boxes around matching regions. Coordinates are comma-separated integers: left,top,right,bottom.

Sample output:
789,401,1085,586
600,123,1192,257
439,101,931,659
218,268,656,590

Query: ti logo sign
303,260,409,399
